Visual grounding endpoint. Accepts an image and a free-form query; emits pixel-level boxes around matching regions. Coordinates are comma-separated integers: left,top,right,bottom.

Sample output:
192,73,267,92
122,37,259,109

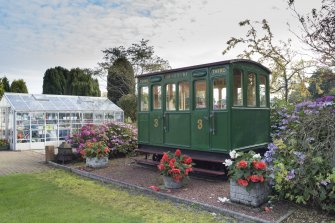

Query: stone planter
86,157,108,168
163,176,187,189
0,145,9,150
230,180,269,207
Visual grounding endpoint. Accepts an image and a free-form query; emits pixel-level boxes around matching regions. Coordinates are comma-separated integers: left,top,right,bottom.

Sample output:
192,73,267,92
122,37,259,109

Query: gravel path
68,156,297,223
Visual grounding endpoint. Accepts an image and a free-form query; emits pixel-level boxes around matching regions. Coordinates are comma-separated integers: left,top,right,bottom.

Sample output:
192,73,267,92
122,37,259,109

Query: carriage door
210,69,228,151
191,79,210,150
149,84,163,144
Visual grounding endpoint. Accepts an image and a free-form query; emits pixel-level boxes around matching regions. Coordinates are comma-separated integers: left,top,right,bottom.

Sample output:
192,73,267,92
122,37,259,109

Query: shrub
67,122,137,157
266,96,335,213
117,94,137,122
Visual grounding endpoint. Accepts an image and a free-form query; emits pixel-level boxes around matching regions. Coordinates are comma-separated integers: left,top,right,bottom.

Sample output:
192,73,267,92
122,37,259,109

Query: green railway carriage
137,59,271,163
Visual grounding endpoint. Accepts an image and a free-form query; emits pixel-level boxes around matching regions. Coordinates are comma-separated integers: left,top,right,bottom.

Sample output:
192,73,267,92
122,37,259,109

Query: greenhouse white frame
0,93,124,150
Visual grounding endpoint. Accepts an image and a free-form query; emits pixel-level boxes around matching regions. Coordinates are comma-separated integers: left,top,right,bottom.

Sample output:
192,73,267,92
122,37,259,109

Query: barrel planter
86,157,108,168
230,180,269,207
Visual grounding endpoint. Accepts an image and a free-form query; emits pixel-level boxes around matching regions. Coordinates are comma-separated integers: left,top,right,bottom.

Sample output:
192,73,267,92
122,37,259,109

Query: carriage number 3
153,119,159,128
197,119,203,130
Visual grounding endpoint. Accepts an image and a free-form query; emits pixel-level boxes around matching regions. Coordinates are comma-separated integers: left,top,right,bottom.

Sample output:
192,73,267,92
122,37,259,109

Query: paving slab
0,150,50,176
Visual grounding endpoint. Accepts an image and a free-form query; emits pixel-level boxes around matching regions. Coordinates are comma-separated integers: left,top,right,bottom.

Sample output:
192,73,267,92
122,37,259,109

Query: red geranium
158,150,194,182
237,160,248,168
237,179,249,187
175,149,181,156
249,175,260,182
253,161,267,170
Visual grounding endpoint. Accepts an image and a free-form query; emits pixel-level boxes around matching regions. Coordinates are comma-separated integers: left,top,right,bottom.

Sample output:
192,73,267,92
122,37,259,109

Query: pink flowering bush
67,122,137,158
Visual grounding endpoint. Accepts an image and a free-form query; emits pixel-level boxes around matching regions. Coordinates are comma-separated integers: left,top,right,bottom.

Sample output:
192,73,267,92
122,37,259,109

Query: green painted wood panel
149,111,163,145
138,113,149,143
191,110,209,150
164,113,191,147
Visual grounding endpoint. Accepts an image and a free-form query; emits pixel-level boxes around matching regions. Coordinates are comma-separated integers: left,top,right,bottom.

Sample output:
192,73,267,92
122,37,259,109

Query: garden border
48,161,294,223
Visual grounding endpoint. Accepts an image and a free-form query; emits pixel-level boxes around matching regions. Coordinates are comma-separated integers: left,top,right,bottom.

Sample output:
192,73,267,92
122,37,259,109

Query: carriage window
213,78,227,110
152,85,162,110
140,86,149,111
247,73,256,107
259,75,267,107
166,84,176,111
179,82,190,110
195,80,207,109
233,69,243,106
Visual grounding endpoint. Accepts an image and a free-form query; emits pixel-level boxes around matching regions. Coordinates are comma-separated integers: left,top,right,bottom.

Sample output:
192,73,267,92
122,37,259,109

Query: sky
0,0,322,94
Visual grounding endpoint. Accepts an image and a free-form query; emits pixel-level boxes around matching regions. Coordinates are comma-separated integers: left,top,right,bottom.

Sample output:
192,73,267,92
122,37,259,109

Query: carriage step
134,158,226,176
135,148,228,163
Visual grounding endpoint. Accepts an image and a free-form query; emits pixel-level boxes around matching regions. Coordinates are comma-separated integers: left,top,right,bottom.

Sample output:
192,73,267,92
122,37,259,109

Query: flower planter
86,157,108,168
163,176,188,189
0,145,9,150
230,180,269,207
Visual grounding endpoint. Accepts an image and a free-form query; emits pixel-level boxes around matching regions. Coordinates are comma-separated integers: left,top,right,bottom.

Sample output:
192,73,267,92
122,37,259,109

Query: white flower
218,197,230,203
253,153,261,159
223,159,233,167
229,150,239,159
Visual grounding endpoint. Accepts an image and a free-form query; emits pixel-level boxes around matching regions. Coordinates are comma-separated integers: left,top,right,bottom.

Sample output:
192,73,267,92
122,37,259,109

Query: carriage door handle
210,111,216,135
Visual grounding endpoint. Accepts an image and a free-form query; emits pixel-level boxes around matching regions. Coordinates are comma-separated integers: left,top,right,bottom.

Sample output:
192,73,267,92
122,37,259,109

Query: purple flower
92,137,97,142
293,151,305,164
286,169,295,180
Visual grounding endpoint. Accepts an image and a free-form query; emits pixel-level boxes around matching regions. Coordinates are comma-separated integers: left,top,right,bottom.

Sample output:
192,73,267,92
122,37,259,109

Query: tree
11,79,28,93
223,19,312,102
117,94,137,122
42,67,101,96
308,67,335,98
42,66,67,94
69,68,101,97
1,77,11,92
0,82,4,99
288,0,335,66
100,39,170,76
107,58,134,103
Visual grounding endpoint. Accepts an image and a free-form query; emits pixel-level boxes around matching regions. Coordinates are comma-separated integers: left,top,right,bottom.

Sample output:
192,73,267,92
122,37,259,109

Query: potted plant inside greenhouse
80,141,110,168
157,149,194,189
0,139,9,150
224,150,270,207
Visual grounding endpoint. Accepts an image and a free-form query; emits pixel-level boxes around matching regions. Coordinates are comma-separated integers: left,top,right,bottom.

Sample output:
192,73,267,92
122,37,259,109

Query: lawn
0,170,230,223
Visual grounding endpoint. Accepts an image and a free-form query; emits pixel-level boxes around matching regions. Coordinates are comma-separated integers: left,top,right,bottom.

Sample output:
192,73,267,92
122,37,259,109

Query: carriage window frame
194,79,207,109
152,85,162,110
247,72,257,107
212,77,227,110
166,83,177,111
140,86,149,112
178,81,190,111
259,74,267,107
233,69,243,106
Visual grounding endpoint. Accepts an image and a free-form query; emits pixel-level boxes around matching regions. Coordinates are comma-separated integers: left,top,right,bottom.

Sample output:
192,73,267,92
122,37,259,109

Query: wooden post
45,145,55,163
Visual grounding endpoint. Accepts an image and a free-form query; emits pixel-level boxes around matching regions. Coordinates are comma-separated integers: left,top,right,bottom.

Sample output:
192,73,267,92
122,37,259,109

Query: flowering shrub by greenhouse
67,122,137,157
266,96,335,212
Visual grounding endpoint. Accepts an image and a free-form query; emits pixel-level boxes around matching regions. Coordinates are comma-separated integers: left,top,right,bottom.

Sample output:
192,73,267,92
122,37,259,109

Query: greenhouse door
191,79,210,150
210,75,228,152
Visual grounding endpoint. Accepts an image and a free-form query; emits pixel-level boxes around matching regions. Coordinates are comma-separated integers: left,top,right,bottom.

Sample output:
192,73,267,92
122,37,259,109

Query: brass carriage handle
210,111,216,135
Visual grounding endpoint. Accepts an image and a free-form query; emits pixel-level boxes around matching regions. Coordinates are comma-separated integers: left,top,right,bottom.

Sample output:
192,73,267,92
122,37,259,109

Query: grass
0,170,230,223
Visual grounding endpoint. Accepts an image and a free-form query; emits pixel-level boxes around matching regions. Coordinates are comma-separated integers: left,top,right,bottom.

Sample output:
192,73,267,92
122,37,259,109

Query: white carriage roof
1,93,123,112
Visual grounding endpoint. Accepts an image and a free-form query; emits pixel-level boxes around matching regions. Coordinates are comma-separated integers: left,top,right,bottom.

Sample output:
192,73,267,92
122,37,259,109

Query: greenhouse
0,93,124,150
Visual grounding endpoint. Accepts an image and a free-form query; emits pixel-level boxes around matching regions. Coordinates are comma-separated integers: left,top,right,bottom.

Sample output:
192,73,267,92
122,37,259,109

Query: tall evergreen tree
107,57,134,103
42,66,68,94
10,79,28,93
1,77,11,92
